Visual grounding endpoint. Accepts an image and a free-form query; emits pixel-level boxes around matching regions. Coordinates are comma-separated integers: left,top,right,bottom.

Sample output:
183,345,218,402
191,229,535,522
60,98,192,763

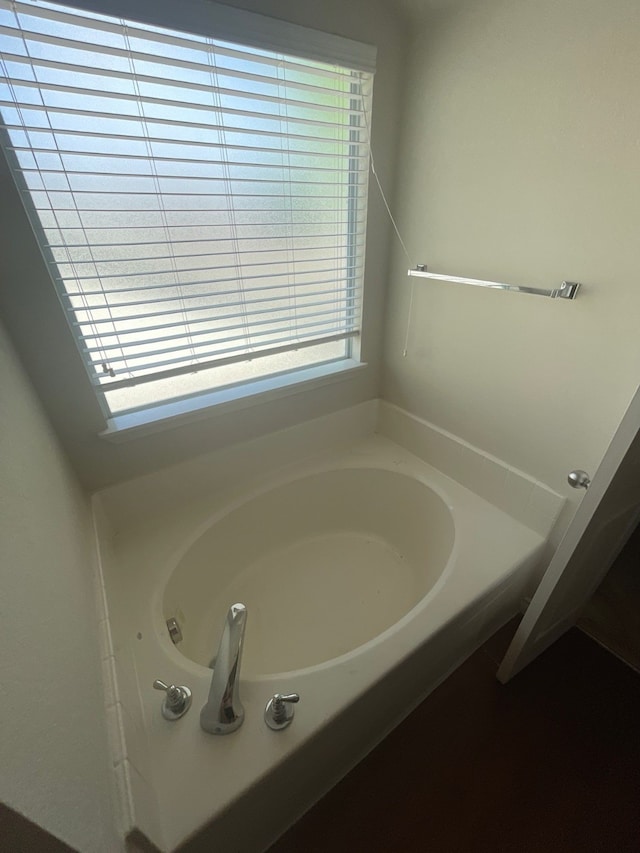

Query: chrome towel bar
407,265,580,300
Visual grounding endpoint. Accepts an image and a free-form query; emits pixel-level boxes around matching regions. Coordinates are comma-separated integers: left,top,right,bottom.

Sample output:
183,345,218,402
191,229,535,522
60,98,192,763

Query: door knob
568,470,591,490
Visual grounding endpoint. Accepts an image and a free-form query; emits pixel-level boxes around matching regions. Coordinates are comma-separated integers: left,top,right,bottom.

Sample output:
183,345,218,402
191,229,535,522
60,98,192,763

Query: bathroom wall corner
91,494,114,629
0,318,122,851
92,496,138,846
123,760,164,852
92,494,164,848
376,400,566,540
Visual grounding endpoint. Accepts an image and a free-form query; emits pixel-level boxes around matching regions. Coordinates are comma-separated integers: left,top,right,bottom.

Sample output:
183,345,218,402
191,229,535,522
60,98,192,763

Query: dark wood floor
268,623,640,853
579,522,640,673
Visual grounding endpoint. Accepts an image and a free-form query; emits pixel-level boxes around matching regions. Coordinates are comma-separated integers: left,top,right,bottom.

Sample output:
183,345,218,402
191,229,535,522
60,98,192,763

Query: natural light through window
0,0,373,419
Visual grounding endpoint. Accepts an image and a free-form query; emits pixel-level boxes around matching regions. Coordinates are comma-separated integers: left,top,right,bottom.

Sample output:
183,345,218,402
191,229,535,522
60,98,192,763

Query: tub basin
163,467,455,676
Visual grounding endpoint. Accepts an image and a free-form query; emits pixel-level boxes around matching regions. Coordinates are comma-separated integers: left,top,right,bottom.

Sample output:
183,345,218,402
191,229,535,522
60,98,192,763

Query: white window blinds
0,0,373,413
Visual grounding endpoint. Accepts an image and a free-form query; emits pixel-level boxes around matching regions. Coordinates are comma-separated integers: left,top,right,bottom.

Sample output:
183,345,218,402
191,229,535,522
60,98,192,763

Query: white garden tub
163,467,455,677
98,431,548,852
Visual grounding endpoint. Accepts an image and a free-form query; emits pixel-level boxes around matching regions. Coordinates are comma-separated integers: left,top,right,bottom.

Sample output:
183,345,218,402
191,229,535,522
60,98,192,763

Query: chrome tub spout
200,603,247,734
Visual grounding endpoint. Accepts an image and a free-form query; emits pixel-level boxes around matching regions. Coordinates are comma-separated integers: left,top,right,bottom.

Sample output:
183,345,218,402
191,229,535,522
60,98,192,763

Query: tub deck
95,431,547,852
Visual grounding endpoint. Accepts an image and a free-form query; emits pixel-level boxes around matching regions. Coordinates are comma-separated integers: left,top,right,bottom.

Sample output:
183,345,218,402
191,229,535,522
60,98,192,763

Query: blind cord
369,151,412,268
362,98,414,357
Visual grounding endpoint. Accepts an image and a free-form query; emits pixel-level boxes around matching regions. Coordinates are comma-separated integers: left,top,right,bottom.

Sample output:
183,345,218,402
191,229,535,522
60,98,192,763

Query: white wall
0,0,408,491
383,0,640,505
0,320,118,851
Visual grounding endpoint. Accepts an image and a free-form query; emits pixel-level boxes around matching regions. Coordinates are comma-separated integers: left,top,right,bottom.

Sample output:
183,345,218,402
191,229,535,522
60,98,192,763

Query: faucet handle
153,679,192,720
265,692,300,730
276,693,300,705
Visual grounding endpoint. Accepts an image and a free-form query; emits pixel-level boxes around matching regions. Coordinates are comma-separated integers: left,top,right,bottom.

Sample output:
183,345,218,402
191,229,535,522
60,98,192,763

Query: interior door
497,384,640,682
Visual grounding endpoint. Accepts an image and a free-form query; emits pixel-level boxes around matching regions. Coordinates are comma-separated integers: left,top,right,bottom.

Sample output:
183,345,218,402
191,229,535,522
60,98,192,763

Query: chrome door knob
568,470,591,490
264,693,300,730
153,679,192,720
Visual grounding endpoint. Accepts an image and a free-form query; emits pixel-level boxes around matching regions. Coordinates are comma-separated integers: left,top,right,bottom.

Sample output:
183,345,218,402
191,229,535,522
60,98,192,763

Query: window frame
0,0,377,437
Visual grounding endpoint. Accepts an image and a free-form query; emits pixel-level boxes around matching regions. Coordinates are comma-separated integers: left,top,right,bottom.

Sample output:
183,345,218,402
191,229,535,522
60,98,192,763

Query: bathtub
163,467,456,678
97,430,548,852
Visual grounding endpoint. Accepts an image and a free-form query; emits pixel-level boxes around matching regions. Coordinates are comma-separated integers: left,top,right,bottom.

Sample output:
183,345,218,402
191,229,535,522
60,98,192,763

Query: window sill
99,359,366,443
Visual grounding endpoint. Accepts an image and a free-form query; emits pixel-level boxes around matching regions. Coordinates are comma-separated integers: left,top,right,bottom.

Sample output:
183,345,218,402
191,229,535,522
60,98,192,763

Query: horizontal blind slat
0,101,363,145
39,215,367,227
0,23,366,89
1,125,369,159
1,0,371,80
84,304,360,354
8,144,368,170
70,272,357,299
1,75,358,122
71,286,360,326
91,320,358,372
57,259,362,286
67,275,362,315
51,243,363,270
66,272,362,300
27,188,364,199
1,48,363,101
96,331,357,391
80,294,362,341
2,88,363,138
45,234,365,250
26,170,363,187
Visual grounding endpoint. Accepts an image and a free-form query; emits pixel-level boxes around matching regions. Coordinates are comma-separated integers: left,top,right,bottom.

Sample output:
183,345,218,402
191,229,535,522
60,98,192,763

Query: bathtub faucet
200,602,247,735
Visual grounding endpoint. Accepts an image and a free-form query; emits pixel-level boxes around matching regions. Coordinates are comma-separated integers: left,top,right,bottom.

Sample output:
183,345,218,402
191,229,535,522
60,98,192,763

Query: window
0,0,374,424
